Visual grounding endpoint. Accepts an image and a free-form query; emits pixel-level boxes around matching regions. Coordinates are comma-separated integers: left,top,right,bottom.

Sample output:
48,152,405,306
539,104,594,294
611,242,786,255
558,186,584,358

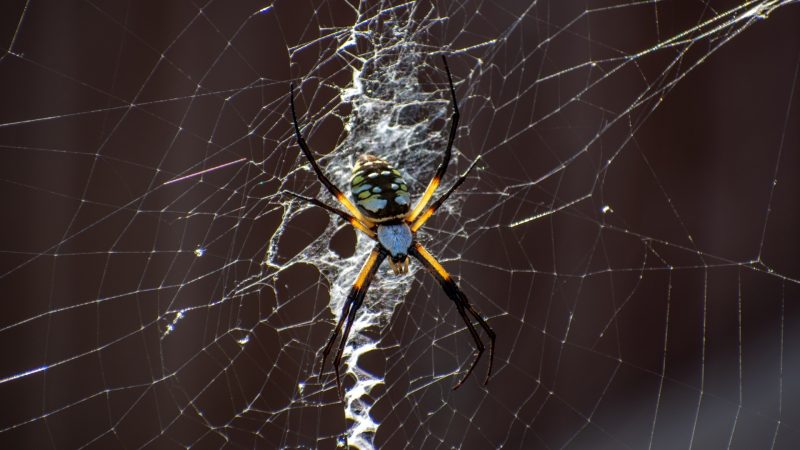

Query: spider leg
409,242,495,390
407,55,460,223
410,156,480,232
320,297,352,381
289,84,374,227
285,191,376,239
320,245,387,394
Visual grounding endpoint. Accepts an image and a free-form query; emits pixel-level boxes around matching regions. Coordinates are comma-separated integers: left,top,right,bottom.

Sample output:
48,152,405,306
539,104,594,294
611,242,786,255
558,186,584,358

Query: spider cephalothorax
288,56,495,393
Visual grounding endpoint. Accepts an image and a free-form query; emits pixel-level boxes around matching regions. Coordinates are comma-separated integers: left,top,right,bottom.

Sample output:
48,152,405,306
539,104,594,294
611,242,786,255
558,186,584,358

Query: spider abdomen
350,154,410,221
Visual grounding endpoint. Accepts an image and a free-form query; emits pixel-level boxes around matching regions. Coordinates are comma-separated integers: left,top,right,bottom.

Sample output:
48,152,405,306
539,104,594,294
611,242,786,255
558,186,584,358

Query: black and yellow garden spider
288,56,495,392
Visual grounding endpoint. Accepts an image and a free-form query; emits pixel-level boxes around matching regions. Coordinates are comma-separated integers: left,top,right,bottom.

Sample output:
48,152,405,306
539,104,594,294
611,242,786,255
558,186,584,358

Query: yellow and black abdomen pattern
350,154,411,222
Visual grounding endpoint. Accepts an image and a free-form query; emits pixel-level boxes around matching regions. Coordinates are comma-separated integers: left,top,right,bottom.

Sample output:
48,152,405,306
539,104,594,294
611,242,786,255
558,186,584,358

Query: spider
288,56,495,392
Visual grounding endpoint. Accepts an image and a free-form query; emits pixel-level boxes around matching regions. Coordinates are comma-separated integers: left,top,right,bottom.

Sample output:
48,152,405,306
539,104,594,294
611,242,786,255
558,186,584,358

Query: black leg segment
320,245,387,394
409,242,495,389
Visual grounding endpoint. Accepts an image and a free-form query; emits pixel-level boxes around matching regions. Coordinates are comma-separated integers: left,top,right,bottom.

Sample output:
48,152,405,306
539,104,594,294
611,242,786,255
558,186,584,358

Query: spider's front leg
320,245,387,394
409,242,495,389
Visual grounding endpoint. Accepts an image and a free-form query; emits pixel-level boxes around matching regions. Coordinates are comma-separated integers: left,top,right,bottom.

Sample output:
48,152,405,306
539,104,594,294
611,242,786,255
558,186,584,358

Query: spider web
1,0,799,448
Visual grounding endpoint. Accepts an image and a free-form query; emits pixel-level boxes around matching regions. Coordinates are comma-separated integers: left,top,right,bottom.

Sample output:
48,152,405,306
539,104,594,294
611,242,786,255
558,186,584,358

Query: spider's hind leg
288,84,374,227
284,191,376,239
406,55,461,223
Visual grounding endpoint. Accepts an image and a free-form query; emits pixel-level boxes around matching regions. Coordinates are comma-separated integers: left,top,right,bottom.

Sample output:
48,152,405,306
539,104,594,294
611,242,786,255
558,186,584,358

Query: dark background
1,1,799,448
